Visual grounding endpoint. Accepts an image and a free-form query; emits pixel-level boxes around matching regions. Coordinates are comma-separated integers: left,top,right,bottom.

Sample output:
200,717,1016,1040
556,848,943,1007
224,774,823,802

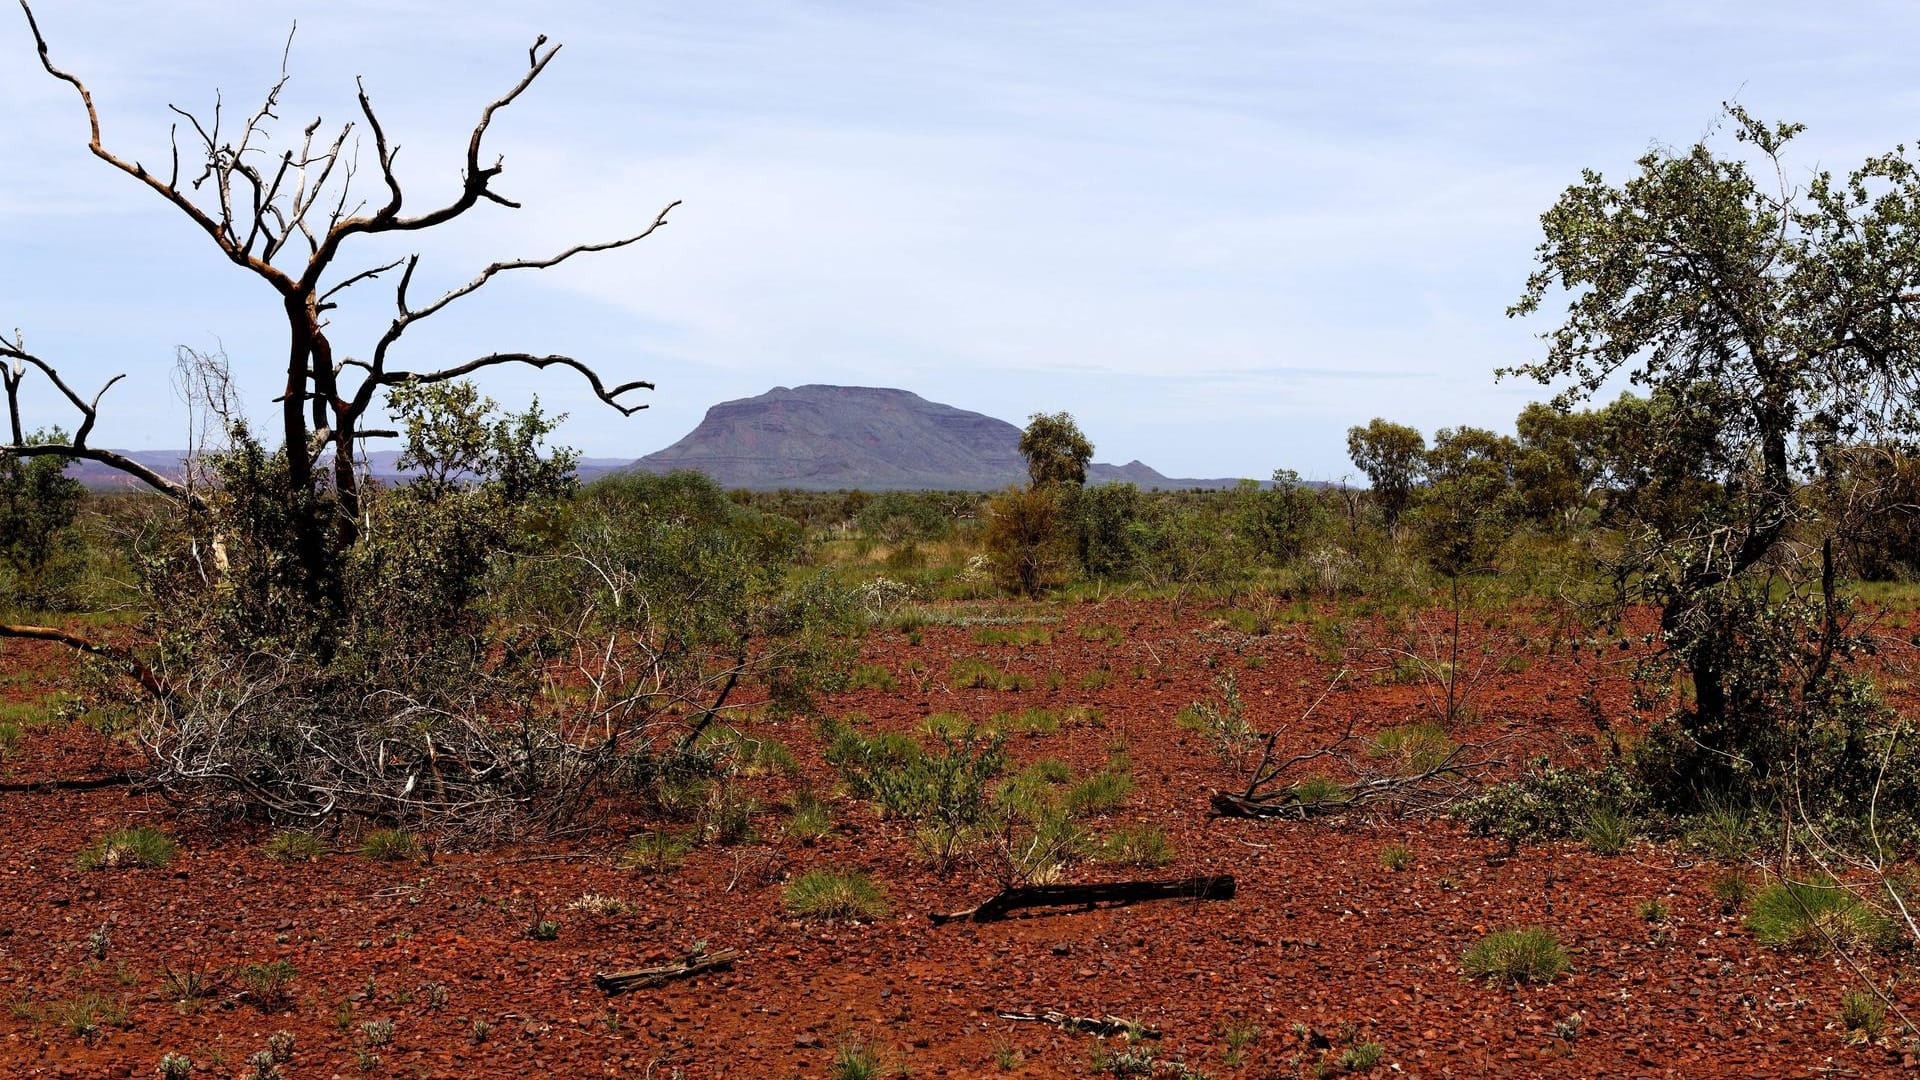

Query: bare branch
381,353,654,415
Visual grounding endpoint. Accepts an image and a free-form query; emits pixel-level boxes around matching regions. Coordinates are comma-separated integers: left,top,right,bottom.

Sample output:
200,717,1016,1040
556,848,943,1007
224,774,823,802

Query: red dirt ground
1,601,1915,1078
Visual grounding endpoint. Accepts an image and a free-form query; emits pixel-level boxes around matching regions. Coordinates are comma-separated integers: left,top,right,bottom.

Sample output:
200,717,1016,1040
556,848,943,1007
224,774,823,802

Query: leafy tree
1234,470,1330,564
0,428,85,609
1069,482,1148,579
1413,427,1516,579
1018,412,1094,489
1510,403,1606,530
1345,419,1426,530
1509,105,1920,809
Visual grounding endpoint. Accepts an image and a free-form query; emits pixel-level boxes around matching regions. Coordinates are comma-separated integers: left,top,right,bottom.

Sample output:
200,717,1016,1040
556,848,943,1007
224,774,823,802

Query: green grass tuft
784,868,889,921
76,827,178,870
357,829,420,863
1461,927,1570,985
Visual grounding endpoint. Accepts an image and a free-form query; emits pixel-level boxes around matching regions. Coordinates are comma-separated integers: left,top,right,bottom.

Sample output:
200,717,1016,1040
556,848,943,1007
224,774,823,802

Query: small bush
76,827,178,870
1461,927,1570,985
1379,843,1413,871
1746,878,1893,953
261,830,324,863
1099,826,1175,868
357,829,419,863
785,868,889,921
526,919,559,941
156,1052,194,1079
1633,898,1669,924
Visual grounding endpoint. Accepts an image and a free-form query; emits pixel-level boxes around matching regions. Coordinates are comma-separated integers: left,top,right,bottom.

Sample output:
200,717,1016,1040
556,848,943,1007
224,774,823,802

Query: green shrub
1454,759,1645,844
1379,843,1413,871
76,827,178,870
1633,898,1669,924
1746,878,1893,953
1286,775,1349,809
1684,799,1757,861
785,868,888,921
358,829,419,863
156,1052,193,1079
1461,927,1570,985
1099,826,1174,869
261,830,324,863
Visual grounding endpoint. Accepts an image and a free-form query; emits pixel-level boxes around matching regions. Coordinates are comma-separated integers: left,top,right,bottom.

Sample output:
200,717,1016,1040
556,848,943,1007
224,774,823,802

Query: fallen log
0,773,138,794
594,949,739,994
930,874,1235,925
997,1010,1162,1039
1209,789,1320,819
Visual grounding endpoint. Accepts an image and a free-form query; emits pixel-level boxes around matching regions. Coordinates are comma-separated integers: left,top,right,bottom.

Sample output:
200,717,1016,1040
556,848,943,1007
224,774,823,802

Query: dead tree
4,2,675,651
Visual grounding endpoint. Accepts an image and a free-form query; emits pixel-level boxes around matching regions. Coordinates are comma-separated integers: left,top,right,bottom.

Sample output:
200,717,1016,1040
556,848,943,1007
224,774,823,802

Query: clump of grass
784,868,888,921
1286,775,1348,809
990,707,1062,734
1685,798,1756,860
0,719,22,758
1711,870,1751,914
829,1036,886,1080
357,829,419,863
1078,667,1115,691
1747,878,1893,953
1461,927,1570,985
1064,761,1133,816
261,830,324,863
525,919,559,941
847,664,898,692
1633,898,1670,924
618,828,694,873
1077,623,1124,645
1378,843,1413,871
1099,826,1175,868
949,658,1032,691
51,992,128,1040
1581,805,1633,855
1220,1020,1260,1067
785,791,833,843
76,827,178,870
974,625,1053,647
1369,722,1454,774
235,961,297,1010
1338,1041,1386,1072
1840,987,1887,1044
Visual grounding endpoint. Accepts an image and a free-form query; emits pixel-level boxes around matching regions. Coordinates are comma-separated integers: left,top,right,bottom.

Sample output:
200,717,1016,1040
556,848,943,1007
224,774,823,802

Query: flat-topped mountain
627,385,1240,491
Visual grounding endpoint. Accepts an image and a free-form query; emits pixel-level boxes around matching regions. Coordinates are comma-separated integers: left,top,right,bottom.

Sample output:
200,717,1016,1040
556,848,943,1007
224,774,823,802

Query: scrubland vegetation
7,6,1920,1071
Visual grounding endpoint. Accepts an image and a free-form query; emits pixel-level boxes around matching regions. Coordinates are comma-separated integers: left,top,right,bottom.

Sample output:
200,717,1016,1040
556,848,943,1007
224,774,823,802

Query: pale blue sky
4,2,1915,480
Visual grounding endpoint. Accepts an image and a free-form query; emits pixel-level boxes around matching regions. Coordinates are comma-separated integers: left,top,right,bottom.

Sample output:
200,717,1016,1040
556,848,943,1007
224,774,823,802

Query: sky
4,2,1919,482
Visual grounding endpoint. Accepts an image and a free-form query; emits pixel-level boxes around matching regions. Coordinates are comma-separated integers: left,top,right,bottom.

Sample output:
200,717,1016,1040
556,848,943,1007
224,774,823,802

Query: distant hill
60,385,1263,493
626,384,1254,491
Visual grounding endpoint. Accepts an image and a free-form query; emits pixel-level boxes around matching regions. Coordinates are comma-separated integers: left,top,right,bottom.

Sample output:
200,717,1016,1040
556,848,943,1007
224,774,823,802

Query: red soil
1,602,1913,1078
